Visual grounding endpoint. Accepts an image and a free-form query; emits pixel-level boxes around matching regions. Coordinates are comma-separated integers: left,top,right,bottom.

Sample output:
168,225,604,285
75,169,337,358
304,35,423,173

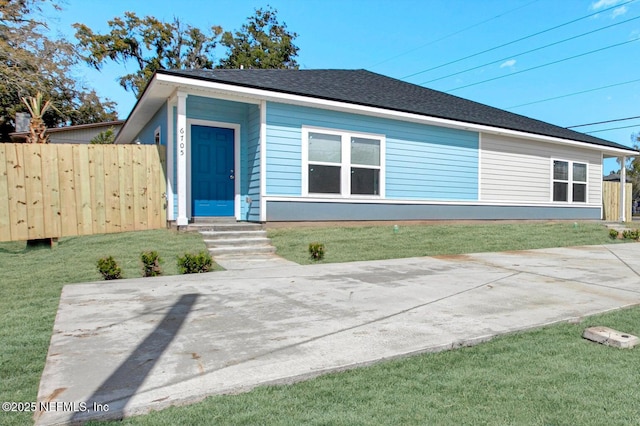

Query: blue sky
43,0,640,173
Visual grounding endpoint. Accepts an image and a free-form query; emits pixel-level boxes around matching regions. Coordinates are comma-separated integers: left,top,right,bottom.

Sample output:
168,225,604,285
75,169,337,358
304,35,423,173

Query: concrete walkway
35,244,640,425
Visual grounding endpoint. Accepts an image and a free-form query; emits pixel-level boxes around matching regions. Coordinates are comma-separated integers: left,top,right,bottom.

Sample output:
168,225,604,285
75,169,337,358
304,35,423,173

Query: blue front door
191,125,235,216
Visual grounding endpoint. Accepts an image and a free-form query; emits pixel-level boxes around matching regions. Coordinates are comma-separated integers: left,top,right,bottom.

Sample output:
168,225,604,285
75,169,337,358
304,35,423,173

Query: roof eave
151,71,638,156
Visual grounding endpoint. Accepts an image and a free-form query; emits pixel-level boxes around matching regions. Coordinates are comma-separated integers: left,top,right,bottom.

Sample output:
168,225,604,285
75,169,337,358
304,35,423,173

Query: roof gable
157,68,633,152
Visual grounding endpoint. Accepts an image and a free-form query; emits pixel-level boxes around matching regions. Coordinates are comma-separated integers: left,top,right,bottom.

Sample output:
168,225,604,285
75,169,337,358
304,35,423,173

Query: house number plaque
179,127,185,156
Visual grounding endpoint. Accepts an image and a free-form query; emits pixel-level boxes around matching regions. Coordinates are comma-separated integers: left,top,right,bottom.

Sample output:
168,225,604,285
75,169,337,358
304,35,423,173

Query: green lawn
0,229,214,426
0,222,635,425
268,221,624,264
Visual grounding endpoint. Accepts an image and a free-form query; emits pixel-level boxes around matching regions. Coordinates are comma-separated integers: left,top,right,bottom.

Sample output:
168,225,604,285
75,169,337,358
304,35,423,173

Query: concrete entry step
188,220,280,262
199,230,268,240
205,237,272,247
208,245,277,256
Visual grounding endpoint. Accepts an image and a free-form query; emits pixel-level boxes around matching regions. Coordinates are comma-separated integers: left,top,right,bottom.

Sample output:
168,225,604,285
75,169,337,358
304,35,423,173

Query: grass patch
96,306,640,426
269,222,626,264
0,229,217,426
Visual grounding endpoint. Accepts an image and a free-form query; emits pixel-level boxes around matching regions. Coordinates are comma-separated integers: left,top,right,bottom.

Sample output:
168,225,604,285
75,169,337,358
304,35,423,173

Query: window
552,160,587,203
304,128,384,197
154,127,161,145
308,132,341,194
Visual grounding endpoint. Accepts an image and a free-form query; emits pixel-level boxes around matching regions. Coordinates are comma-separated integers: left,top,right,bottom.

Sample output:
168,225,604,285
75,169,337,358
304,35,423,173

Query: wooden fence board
73,145,93,235
0,143,165,242
42,144,61,238
148,146,164,228
89,145,107,235
104,146,121,233
119,146,134,232
24,144,45,239
132,145,147,230
0,144,10,241
57,144,77,237
6,144,29,241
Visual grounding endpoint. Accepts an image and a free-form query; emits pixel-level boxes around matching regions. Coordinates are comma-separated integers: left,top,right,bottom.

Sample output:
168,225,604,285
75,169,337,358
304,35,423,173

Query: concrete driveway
35,244,640,425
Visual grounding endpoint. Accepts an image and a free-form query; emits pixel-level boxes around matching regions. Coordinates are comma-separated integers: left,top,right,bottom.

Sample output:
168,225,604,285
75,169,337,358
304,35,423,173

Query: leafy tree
73,7,299,97
0,0,117,140
74,13,223,97
218,6,299,70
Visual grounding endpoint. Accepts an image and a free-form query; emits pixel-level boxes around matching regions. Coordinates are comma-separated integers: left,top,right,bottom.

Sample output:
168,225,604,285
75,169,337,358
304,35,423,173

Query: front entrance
191,125,235,216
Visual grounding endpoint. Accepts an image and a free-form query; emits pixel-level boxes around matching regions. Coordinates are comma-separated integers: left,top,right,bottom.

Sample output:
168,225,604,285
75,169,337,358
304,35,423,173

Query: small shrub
141,250,162,277
609,229,620,239
97,256,122,280
309,242,326,261
177,251,213,274
622,229,640,240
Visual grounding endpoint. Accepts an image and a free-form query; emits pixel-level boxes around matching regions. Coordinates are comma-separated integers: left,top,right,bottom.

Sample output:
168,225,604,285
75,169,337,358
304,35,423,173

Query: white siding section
480,134,602,205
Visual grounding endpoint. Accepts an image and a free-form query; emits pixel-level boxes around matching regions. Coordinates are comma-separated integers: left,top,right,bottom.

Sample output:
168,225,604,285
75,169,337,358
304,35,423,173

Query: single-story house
9,120,124,144
114,69,638,224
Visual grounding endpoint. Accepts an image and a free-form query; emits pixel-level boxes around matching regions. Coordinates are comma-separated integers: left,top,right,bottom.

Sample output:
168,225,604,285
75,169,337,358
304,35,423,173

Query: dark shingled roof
158,68,633,152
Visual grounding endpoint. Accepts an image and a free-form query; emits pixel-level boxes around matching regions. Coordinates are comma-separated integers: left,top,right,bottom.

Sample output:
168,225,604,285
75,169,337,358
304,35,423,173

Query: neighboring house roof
158,69,635,152
9,120,124,144
603,173,631,182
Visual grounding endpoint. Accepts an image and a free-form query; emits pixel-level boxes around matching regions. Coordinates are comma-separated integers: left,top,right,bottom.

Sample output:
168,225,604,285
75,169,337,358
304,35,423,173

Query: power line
585,123,640,134
567,115,640,129
506,78,640,109
446,37,640,92
401,0,636,80
368,0,540,69
420,14,640,85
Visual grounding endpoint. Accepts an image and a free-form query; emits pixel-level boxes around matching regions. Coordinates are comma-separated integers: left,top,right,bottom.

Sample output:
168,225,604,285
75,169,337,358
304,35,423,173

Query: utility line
401,0,636,80
567,115,640,129
506,78,640,109
446,37,640,92
586,123,640,134
420,14,640,85
368,0,540,69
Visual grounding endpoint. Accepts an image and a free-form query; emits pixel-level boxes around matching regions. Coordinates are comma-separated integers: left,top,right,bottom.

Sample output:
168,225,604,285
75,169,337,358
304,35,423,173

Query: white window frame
302,126,385,198
551,159,588,203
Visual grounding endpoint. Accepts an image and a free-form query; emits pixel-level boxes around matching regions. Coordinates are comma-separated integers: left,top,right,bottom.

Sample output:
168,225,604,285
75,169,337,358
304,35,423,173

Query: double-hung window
304,128,384,197
552,160,587,203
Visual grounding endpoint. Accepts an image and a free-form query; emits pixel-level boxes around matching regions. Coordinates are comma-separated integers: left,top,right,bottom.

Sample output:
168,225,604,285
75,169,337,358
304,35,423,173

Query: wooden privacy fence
0,143,166,242
602,181,632,221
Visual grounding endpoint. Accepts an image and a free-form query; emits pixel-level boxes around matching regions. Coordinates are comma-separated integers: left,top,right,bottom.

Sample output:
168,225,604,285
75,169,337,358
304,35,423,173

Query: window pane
553,182,568,201
309,164,341,193
351,167,379,195
309,132,341,163
573,163,587,182
573,183,586,202
554,161,568,180
351,137,380,166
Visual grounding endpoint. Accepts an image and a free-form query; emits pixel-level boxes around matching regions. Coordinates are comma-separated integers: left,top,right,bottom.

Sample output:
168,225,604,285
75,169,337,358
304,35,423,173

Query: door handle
230,169,234,180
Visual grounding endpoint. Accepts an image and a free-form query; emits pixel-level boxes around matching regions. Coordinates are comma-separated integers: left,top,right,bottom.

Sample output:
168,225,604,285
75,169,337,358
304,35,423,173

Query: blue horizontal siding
266,101,479,200
135,101,167,146
187,96,249,124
